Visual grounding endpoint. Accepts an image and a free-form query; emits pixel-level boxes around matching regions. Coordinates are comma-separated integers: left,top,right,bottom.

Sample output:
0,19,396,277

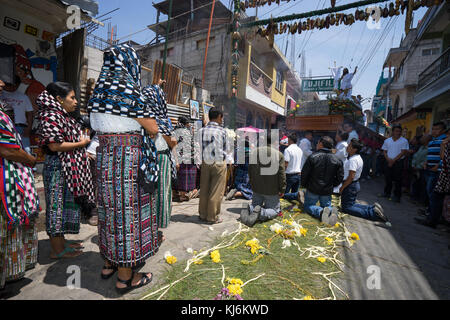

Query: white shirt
0,91,33,125
298,138,312,169
347,130,359,143
284,144,303,174
90,112,141,133
154,133,169,151
344,154,364,181
335,141,348,163
341,73,355,90
382,137,409,160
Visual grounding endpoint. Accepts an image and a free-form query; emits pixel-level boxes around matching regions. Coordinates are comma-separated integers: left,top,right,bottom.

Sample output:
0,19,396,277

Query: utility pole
230,0,241,129
162,0,173,80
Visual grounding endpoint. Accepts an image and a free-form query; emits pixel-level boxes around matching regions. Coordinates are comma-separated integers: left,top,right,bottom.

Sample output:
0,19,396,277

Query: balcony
244,61,285,116
414,47,450,108
417,47,450,91
248,61,273,98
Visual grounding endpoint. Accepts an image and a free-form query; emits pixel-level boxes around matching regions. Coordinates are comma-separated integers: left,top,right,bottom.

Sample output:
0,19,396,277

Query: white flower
281,240,292,249
164,251,173,259
270,223,283,233
208,226,214,231
186,248,193,254
344,231,351,237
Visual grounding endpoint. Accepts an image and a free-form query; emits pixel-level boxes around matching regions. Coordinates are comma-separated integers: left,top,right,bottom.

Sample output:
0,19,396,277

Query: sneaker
328,207,338,226
321,207,331,225
373,203,388,223
246,205,261,227
417,208,428,217
377,193,390,198
414,217,436,229
226,189,237,201
240,204,251,225
391,196,401,203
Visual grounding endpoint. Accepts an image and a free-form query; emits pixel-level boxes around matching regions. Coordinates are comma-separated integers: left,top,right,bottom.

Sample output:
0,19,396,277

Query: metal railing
417,47,450,91
249,61,273,96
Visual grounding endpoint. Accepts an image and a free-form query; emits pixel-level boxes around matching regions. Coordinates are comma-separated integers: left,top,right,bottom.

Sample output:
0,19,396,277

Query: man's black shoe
414,217,436,229
377,193,389,198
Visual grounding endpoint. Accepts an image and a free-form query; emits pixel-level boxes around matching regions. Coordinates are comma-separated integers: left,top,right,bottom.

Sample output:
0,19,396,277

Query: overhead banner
302,78,334,92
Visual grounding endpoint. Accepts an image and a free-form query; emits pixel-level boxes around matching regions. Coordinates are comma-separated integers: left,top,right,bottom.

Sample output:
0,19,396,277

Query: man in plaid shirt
197,108,228,224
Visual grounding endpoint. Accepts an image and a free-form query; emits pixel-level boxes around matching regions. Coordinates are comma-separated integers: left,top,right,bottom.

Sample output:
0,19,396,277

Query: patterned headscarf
36,90,95,209
87,44,160,193
0,105,39,229
87,44,154,118
142,84,173,136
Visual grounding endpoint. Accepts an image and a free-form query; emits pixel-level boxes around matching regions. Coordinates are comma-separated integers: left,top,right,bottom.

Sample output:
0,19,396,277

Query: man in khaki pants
198,108,227,224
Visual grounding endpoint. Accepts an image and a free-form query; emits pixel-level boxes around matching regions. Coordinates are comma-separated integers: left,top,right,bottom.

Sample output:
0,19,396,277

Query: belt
97,130,141,136
286,172,300,176
15,124,27,127
157,149,171,156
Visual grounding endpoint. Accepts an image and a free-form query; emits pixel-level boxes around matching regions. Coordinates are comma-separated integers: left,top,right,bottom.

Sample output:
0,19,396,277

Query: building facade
138,0,302,129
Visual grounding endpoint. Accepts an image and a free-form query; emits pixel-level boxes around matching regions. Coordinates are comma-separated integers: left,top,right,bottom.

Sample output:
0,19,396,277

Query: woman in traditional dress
226,139,253,201
87,44,160,294
36,82,94,259
142,82,177,230
0,79,40,289
173,116,198,201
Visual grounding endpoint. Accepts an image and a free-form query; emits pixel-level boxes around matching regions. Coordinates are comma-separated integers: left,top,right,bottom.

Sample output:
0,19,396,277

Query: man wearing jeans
283,133,303,201
301,136,344,226
379,125,409,203
241,134,286,227
339,139,388,222
416,122,447,222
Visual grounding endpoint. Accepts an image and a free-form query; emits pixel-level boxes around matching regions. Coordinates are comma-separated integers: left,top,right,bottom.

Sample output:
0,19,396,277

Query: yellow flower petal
303,295,314,300
317,257,327,263
350,232,360,241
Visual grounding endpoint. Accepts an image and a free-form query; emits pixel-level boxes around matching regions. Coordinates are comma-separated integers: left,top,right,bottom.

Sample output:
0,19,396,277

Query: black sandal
101,265,118,280
115,272,153,295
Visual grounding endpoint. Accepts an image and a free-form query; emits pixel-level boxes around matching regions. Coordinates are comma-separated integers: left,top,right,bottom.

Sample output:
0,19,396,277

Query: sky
92,0,427,110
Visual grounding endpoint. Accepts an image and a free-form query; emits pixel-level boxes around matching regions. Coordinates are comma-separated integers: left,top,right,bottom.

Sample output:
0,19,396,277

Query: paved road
1,177,449,300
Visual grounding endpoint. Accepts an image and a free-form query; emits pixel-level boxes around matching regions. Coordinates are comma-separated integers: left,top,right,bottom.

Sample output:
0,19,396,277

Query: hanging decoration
256,0,444,38
254,0,445,38
231,0,241,98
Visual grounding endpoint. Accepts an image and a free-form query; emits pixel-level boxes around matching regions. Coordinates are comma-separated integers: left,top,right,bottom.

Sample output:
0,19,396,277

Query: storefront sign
296,100,330,116
302,78,334,92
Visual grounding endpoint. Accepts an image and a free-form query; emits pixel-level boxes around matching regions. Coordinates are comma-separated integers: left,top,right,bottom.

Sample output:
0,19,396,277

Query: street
2,176,449,300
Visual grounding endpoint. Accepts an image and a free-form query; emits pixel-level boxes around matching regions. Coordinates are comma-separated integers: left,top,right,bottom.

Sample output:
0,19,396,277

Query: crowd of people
0,43,449,297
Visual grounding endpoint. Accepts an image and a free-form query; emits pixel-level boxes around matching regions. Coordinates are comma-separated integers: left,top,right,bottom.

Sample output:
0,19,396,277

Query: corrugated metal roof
58,0,99,17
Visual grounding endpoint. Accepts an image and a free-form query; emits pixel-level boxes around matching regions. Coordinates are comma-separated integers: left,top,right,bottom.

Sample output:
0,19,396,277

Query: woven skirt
176,164,197,192
97,134,160,268
156,153,172,228
43,154,81,237
0,210,38,289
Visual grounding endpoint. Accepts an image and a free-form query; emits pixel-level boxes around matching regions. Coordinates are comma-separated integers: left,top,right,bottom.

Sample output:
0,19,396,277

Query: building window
275,70,283,92
422,48,440,56
160,47,174,58
196,37,215,50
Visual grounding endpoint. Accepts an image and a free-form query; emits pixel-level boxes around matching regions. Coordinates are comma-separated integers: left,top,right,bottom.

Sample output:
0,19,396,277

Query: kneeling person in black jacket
301,136,344,226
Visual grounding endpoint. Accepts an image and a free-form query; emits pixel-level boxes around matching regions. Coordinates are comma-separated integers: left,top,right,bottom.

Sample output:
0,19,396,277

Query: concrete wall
139,25,231,100
0,4,59,102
